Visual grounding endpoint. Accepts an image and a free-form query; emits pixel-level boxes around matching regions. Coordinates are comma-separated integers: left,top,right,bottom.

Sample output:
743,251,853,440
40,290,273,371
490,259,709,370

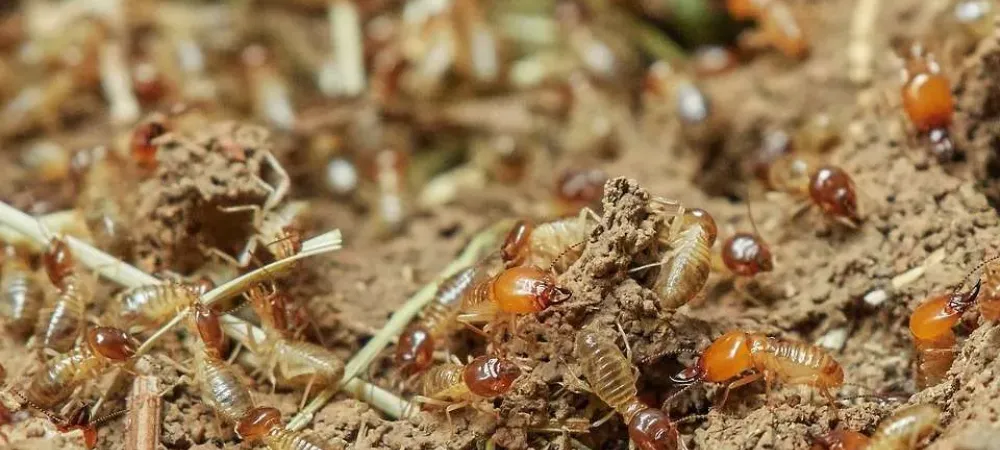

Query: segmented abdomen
26,346,103,408
39,280,89,352
276,340,345,386
111,283,197,327
199,354,253,422
422,265,482,337
574,330,638,416
913,332,955,389
265,430,342,450
460,275,498,316
749,334,843,387
421,363,467,401
0,262,42,336
529,219,589,272
654,225,712,308
867,404,941,450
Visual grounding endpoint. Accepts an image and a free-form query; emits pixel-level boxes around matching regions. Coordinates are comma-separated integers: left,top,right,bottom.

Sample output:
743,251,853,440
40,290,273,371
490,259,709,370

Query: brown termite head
193,303,226,357
809,166,861,226
43,236,74,287
235,406,282,441
721,233,774,276
463,355,521,398
628,408,679,450
86,327,138,361
193,276,215,296
684,208,718,245
501,219,534,267
394,325,434,375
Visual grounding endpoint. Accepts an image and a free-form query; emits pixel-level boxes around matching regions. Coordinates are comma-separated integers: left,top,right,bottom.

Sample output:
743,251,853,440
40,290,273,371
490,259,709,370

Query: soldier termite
0,244,43,337
395,256,500,375
765,155,862,227
672,331,844,408
38,236,93,354
908,281,981,389
574,330,679,450
412,355,521,420
236,406,342,450
896,43,957,162
22,327,139,409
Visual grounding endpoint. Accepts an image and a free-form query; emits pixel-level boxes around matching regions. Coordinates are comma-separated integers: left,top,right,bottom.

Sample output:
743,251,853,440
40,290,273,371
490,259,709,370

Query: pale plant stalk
286,220,512,430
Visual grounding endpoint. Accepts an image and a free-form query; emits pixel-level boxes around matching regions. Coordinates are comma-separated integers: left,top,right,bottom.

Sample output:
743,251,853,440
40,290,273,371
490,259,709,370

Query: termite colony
0,0,992,449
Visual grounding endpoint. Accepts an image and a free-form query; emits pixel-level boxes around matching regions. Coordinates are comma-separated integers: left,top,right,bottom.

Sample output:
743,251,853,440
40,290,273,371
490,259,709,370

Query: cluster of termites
0,0,993,449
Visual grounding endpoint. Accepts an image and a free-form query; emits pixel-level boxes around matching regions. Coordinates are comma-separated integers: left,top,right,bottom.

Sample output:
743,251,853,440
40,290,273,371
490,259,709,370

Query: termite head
463,355,521,398
909,281,981,341
495,266,573,313
628,408,679,450
235,406,282,441
42,236,73,287
193,303,226,358
683,209,718,245
501,220,534,267
130,118,169,171
672,331,753,384
721,233,774,276
394,325,434,375
808,166,861,226
86,327,138,361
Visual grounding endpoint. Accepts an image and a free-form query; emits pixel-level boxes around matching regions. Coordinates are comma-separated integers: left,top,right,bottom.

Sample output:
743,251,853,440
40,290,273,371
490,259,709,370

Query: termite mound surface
130,122,283,272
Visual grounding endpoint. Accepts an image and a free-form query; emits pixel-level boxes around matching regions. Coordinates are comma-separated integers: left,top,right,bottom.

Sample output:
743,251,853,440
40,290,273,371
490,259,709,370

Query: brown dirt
5,1,1000,450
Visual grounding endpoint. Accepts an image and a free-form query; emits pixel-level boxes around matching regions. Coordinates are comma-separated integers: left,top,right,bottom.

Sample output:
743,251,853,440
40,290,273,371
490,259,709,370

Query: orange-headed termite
0,244,42,337
672,331,844,408
575,330,679,450
898,43,956,162
24,327,139,409
236,406,341,450
908,281,980,388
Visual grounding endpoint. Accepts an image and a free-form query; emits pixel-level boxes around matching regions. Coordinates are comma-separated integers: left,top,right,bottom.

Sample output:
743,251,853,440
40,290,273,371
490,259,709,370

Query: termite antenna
673,413,711,425
952,254,1000,295
547,240,587,274
660,382,698,410
91,407,128,425
7,387,63,424
639,348,698,366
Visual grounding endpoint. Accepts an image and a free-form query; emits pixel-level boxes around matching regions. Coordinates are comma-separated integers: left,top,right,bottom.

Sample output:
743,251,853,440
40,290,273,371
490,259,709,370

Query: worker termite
813,404,941,450
649,208,717,310
0,244,43,337
553,168,607,218
908,281,980,388
38,236,93,353
672,331,844,408
236,406,341,450
765,154,862,227
500,212,598,272
188,303,254,424
728,0,809,59
459,266,572,344
574,330,679,450
413,355,521,418
105,281,202,330
23,327,139,409
395,259,498,375
896,43,956,162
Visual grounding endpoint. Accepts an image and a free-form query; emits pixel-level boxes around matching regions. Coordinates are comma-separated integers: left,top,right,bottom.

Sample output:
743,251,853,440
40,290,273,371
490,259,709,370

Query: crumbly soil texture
5,0,1000,450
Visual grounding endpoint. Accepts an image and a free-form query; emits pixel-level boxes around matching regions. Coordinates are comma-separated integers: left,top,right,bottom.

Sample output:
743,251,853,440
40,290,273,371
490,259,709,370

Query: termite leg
299,375,316,410
260,152,290,211
717,372,764,410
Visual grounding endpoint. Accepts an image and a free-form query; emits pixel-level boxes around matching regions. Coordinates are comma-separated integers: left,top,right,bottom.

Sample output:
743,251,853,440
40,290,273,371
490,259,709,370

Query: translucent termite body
500,216,594,273
908,282,980,388
0,245,42,337
867,404,941,450
673,331,844,407
72,146,131,257
395,258,498,375
38,237,92,353
418,355,520,409
190,304,253,423
24,327,138,409
369,149,410,234
574,330,678,450
236,406,341,450
653,209,717,309
106,282,202,329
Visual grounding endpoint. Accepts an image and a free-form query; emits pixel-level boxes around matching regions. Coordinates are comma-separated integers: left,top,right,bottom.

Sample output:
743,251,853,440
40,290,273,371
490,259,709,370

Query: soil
3,1,1000,450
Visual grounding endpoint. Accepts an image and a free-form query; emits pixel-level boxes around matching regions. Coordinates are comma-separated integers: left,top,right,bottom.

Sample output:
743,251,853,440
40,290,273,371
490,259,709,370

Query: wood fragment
125,376,161,450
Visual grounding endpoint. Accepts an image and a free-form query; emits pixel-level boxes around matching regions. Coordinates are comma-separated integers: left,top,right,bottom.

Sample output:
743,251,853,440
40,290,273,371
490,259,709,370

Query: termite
396,260,498,375
574,330,679,450
129,116,169,171
54,404,98,449
236,406,341,450
908,281,980,388
106,281,202,330
38,236,93,353
23,327,139,409
500,212,597,272
189,303,253,424
414,355,521,417
672,331,844,408
728,0,809,59
814,404,941,450
651,208,718,309
897,43,956,162
553,168,607,218
239,285,345,405
0,244,43,337
765,154,862,226
459,266,572,341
